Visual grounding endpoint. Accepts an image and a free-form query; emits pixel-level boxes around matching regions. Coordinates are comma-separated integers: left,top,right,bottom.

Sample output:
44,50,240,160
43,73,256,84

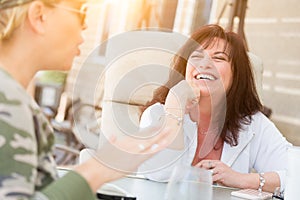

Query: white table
98,176,250,200
58,168,272,200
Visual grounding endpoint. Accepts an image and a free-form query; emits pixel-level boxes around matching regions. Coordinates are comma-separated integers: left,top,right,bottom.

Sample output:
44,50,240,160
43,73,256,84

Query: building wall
211,0,300,145
66,0,300,145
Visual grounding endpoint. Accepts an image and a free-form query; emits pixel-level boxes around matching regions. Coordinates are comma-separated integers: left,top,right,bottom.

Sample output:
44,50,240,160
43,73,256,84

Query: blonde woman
0,0,170,199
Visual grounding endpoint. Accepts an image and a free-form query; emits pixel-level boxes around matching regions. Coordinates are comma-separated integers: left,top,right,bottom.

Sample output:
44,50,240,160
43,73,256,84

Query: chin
200,85,219,96
61,64,72,71
61,59,74,71
200,89,211,97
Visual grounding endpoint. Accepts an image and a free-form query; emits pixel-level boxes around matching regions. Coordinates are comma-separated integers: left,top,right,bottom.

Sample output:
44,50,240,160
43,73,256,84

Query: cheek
225,74,233,92
216,64,232,86
185,63,194,79
223,70,233,90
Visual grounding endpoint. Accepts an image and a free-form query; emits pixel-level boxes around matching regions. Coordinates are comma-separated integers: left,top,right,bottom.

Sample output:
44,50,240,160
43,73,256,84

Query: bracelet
258,173,265,193
161,111,183,126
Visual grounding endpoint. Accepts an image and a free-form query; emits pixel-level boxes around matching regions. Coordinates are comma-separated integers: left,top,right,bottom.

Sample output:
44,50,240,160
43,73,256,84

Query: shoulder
251,111,271,125
249,111,277,132
0,71,35,132
0,69,31,105
246,112,290,146
0,69,37,145
237,111,282,144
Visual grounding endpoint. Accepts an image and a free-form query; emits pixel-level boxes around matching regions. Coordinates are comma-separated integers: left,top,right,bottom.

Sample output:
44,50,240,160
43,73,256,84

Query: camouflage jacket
0,69,95,200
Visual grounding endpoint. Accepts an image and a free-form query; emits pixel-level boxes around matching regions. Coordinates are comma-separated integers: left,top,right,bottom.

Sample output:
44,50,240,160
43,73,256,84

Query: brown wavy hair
142,24,262,146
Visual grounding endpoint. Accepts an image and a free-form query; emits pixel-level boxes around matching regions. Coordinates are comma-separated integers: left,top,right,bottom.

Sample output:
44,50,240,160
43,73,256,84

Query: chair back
99,30,187,147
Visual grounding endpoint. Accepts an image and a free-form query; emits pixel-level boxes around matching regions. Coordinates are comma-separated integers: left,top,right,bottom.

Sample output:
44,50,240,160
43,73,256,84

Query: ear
26,1,48,34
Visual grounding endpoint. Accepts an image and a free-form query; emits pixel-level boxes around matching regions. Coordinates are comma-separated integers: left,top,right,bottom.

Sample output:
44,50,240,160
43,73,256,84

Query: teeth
195,74,216,80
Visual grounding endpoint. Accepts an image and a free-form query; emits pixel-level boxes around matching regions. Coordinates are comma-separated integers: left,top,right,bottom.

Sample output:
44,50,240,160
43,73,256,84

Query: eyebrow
214,51,229,57
193,49,205,54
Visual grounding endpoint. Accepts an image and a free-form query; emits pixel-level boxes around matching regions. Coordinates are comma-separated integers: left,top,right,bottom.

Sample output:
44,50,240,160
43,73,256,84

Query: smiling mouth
195,74,216,81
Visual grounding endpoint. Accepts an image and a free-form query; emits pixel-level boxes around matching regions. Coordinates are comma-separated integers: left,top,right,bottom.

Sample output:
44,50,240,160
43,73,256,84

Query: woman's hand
75,125,172,192
196,159,281,192
165,80,200,113
162,80,200,149
196,159,245,188
107,125,171,155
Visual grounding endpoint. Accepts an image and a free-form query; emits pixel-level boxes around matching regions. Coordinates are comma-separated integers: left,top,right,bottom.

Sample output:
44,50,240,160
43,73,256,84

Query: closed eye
190,53,205,60
212,51,229,62
212,56,227,61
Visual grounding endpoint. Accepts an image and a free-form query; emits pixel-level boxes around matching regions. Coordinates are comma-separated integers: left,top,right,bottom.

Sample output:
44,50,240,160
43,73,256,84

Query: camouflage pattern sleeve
0,70,56,200
0,69,96,200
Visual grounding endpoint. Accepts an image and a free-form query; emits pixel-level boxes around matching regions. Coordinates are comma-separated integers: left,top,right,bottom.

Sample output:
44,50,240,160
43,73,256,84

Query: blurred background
31,0,300,164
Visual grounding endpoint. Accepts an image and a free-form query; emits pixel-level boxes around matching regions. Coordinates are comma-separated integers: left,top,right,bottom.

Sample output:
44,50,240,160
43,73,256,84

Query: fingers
166,80,201,114
110,126,171,155
170,80,200,101
211,167,227,186
191,97,200,105
212,172,225,185
92,126,173,174
196,159,217,170
93,126,172,173
185,81,200,110
136,127,171,154
196,160,223,183
185,81,200,101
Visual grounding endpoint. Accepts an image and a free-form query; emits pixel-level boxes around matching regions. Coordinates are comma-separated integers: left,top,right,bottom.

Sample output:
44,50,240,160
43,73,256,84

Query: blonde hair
0,0,59,41
0,5,28,40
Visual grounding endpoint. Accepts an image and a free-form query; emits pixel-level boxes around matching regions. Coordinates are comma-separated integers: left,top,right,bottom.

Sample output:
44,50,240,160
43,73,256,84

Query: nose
194,52,214,71
201,54,213,67
79,24,87,44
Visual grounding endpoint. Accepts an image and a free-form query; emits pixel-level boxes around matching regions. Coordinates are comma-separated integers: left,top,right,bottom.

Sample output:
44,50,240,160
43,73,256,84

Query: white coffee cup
164,164,212,200
285,146,300,200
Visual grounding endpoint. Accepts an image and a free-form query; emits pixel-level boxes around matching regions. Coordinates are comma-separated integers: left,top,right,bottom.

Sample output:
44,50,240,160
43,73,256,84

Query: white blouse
138,103,292,191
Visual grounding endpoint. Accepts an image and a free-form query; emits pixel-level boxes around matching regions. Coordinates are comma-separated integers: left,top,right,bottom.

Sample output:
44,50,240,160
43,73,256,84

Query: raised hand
88,125,172,174
165,80,200,113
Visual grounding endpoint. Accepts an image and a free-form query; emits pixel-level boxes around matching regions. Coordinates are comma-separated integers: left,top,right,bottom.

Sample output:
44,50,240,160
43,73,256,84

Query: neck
199,96,212,115
189,96,212,123
0,40,39,88
196,94,226,134
198,112,211,134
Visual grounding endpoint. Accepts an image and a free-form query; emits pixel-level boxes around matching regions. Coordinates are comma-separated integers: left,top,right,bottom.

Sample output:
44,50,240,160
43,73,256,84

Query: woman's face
185,38,233,97
43,0,87,70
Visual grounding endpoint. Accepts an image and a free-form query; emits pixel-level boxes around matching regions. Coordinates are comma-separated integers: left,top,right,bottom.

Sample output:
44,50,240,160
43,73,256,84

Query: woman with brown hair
0,0,171,199
139,24,291,193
